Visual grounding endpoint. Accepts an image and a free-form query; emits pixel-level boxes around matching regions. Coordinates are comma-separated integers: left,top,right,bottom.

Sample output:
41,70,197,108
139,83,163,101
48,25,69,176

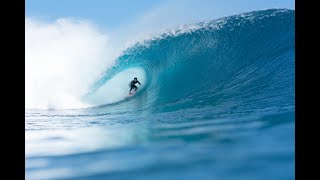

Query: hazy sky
26,0,295,30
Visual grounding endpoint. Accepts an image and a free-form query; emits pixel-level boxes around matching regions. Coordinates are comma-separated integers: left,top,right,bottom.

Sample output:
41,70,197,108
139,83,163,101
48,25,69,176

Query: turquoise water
26,9,295,180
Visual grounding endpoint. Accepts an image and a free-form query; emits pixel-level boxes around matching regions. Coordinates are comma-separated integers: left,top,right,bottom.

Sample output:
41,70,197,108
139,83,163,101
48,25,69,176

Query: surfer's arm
138,81,141,85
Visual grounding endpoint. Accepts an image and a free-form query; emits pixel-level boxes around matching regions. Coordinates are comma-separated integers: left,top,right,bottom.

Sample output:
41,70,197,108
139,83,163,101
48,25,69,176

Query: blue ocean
26,9,295,180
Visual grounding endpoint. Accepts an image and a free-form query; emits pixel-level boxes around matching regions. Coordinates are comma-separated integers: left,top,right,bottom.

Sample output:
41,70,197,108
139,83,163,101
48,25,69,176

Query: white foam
25,18,119,109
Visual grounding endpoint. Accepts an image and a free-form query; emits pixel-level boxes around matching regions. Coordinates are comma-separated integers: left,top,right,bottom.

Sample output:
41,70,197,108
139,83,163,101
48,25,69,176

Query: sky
26,0,295,31
26,0,166,28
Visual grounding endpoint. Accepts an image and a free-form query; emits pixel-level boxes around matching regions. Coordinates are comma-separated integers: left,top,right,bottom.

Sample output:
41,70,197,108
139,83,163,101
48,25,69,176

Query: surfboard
125,91,136,98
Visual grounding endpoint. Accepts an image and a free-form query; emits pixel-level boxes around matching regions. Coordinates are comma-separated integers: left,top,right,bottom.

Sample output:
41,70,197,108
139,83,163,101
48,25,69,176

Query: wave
83,9,294,115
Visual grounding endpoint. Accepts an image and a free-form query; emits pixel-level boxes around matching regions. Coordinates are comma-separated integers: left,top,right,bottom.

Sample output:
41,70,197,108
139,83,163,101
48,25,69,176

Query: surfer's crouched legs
130,85,138,93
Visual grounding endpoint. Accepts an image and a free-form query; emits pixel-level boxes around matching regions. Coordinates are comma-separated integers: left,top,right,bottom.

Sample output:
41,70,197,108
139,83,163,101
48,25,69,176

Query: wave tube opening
83,67,147,107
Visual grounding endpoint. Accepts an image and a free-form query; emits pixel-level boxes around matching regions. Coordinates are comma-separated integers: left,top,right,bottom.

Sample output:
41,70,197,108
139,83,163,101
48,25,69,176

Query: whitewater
25,9,295,180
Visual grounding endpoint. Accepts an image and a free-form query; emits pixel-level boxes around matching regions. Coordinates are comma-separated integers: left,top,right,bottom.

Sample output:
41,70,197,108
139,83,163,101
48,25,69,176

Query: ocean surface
26,9,295,180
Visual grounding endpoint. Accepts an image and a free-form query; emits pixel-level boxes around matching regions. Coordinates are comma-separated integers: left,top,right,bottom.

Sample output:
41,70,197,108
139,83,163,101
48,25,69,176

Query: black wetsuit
129,80,141,93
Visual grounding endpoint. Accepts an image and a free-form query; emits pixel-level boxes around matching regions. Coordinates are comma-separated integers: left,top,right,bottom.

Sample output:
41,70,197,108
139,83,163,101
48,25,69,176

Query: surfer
129,77,141,94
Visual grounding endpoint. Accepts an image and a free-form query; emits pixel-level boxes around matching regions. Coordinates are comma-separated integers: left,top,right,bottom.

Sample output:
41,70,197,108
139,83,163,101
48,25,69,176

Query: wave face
26,9,295,180
85,9,294,113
